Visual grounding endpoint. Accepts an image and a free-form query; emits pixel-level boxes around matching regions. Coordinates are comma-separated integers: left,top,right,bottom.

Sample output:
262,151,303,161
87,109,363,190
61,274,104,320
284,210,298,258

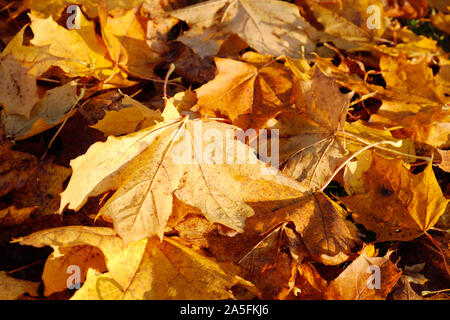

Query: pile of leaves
0,0,449,300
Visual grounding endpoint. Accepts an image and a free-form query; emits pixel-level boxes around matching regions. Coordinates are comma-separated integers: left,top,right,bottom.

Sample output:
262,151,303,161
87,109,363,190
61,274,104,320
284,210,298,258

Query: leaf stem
319,141,385,191
336,131,432,162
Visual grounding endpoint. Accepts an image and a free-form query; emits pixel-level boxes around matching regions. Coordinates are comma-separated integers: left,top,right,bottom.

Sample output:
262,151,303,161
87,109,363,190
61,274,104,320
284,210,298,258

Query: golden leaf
342,153,449,241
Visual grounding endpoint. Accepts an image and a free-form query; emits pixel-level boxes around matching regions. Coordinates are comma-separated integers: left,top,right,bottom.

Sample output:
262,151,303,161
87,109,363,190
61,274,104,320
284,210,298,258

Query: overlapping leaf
171,0,317,58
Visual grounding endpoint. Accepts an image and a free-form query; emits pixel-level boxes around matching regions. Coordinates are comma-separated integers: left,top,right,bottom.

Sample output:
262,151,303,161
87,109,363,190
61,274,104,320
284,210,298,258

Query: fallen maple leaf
0,27,61,118
251,192,360,265
275,65,352,190
171,0,317,58
325,245,401,299
42,245,107,297
194,55,295,129
98,3,163,80
2,81,82,140
17,226,247,300
342,152,449,242
90,93,162,136
29,11,115,80
238,224,308,299
60,104,306,243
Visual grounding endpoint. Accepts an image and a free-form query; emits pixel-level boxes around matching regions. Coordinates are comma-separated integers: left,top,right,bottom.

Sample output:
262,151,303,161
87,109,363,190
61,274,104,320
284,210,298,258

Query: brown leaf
18,226,244,300
0,137,37,197
195,55,295,130
238,224,308,299
325,246,402,300
275,66,352,190
246,192,360,265
389,275,423,300
171,0,317,58
342,153,449,242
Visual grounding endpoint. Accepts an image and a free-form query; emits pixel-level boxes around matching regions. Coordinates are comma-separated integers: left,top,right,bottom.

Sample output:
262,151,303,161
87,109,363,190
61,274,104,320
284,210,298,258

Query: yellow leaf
0,27,61,118
379,54,446,104
29,11,114,79
0,272,39,300
18,226,242,300
2,81,81,140
98,6,162,79
91,94,162,136
17,0,147,19
60,114,306,243
42,245,107,297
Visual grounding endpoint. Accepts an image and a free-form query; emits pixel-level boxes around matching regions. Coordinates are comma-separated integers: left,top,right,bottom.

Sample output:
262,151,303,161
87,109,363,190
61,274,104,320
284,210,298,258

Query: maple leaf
60,107,306,243
273,65,352,190
238,223,308,299
299,0,385,51
342,152,449,242
98,3,163,80
171,0,317,58
0,272,39,300
2,0,450,302
90,93,162,136
0,27,61,118
28,11,115,80
17,226,246,300
325,245,402,300
194,55,295,129
2,81,82,140
250,192,360,265
207,185,359,266
379,54,446,104
42,245,107,297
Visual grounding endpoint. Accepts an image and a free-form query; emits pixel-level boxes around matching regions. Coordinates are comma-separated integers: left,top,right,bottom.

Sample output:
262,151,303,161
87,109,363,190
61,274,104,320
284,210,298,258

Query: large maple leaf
60,108,307,243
